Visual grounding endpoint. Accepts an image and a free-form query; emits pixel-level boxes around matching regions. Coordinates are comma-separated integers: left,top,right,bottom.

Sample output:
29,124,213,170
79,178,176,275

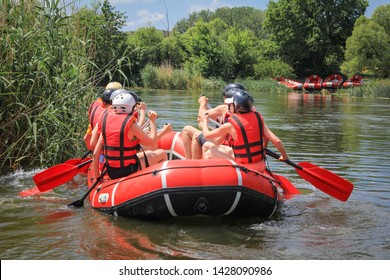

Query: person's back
229,110,264,164
101,104,140,178
92,91,167,181
84,82,123,150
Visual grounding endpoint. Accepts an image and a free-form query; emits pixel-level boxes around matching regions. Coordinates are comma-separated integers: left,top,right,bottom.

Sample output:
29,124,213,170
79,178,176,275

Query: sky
75,0,389,32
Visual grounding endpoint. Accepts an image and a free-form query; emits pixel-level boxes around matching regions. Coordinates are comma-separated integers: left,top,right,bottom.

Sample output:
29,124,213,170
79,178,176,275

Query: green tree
181,20,235,80
225,26,258,78
371,4,390,35
73,0,128,84
264,0,369,76
160,33,186,68
341,10,390,78
127,26,165,85
174,6,266,39
174,10,213,34
214,6,267,39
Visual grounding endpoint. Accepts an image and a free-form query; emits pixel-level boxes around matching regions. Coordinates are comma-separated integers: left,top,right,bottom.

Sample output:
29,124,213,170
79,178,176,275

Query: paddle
265,148,353,202
19,186,42,197
272,173,300,200
67,169,107,208
34,159,92,192
64,150,91,166
19,151,92,197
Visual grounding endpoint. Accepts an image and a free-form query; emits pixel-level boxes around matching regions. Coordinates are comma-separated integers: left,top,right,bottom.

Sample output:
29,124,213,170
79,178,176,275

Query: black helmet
225,87,243,99
128,91,141,104
232,90,253,113
101,88,116,104
222,83,246,97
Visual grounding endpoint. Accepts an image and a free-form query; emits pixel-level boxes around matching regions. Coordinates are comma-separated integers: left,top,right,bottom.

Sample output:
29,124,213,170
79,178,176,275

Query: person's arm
200,113,232,141
198,95,209,116
83,124,92,150
89,123,99,150
137,102,147,127
92,135,103,180
263,123,288,161
130,110,158,147
198,96,224,124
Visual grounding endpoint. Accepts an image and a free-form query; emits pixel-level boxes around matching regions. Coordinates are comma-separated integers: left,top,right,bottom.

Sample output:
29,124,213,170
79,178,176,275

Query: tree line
1,0,389,171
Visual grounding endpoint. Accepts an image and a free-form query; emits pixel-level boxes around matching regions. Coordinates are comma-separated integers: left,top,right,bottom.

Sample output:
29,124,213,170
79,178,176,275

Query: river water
1,90,389,260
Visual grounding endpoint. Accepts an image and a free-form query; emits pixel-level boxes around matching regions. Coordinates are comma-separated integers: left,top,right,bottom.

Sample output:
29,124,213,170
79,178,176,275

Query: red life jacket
101,111,140,168
88,98,104,129
228,111,265,164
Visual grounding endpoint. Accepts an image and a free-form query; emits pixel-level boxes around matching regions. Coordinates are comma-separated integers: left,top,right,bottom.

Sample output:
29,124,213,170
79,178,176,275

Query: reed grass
0,0,103,172
336,79,390,98
141,63,205,90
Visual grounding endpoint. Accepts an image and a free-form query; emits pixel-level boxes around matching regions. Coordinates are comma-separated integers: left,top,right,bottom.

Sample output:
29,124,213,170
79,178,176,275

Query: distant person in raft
92,92,167,180
199,89,289,172
84,81,123,150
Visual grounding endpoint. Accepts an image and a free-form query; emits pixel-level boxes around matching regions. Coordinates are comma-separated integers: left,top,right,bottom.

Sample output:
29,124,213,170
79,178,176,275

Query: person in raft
84,81,123,150
92,92,167,180
181,83,246,159
199,89,289,172
89,88,146,150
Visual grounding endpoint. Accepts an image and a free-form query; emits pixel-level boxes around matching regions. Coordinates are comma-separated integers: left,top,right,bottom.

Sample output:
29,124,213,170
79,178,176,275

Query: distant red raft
86,131,285,220
303,75,323,90
322,74,344,89
277,76,303,90
343,75,364,87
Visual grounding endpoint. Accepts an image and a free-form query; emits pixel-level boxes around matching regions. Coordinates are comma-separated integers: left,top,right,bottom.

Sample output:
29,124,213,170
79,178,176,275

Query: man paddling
181,83,245,159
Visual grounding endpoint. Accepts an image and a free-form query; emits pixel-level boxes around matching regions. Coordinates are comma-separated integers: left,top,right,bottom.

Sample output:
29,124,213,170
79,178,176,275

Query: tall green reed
0,0,102,172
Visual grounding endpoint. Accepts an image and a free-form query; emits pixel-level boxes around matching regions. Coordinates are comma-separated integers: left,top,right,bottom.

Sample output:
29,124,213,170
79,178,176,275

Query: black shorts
106,162,139,180
196,132,208,147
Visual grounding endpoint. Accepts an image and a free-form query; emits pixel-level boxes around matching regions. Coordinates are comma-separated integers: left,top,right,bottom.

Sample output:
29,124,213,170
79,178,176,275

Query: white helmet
109,89,128,103
112,92,136,114
105,82,122,90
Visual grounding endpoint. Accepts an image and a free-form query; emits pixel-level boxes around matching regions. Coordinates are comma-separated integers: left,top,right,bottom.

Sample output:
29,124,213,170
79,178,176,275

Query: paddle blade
68,198,84,208
273,174,300,200
34,164,80,192
295,162,354,202
19,186,42,197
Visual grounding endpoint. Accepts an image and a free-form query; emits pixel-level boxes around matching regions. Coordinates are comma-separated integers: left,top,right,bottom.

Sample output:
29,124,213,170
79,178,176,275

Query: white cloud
189,0,230,13
126,9,166,30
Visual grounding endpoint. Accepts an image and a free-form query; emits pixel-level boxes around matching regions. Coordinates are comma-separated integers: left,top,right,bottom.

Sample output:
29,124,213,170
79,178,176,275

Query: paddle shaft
68,169,107,208
265,148,303,170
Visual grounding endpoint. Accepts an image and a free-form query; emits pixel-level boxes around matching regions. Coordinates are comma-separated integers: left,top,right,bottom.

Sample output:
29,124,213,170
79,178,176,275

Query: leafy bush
254,59,295,79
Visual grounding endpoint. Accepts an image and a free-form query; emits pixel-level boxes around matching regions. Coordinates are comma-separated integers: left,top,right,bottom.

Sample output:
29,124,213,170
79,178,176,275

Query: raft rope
95,162,279,192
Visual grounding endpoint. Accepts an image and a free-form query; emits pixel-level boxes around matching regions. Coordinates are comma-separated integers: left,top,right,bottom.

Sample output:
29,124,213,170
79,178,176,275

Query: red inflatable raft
276,76,303,90
343,75,364,87
303,75,323,90
86,131,285,220
322,74,343,89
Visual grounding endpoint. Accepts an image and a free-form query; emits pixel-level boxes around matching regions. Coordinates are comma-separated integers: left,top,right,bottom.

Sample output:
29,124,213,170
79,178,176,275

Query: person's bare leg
137,149,167,169
191,130,203,159
182,125,198,159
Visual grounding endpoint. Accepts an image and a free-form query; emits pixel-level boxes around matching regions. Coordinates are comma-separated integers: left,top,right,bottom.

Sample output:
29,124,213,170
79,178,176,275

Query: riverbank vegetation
1,0,389,172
